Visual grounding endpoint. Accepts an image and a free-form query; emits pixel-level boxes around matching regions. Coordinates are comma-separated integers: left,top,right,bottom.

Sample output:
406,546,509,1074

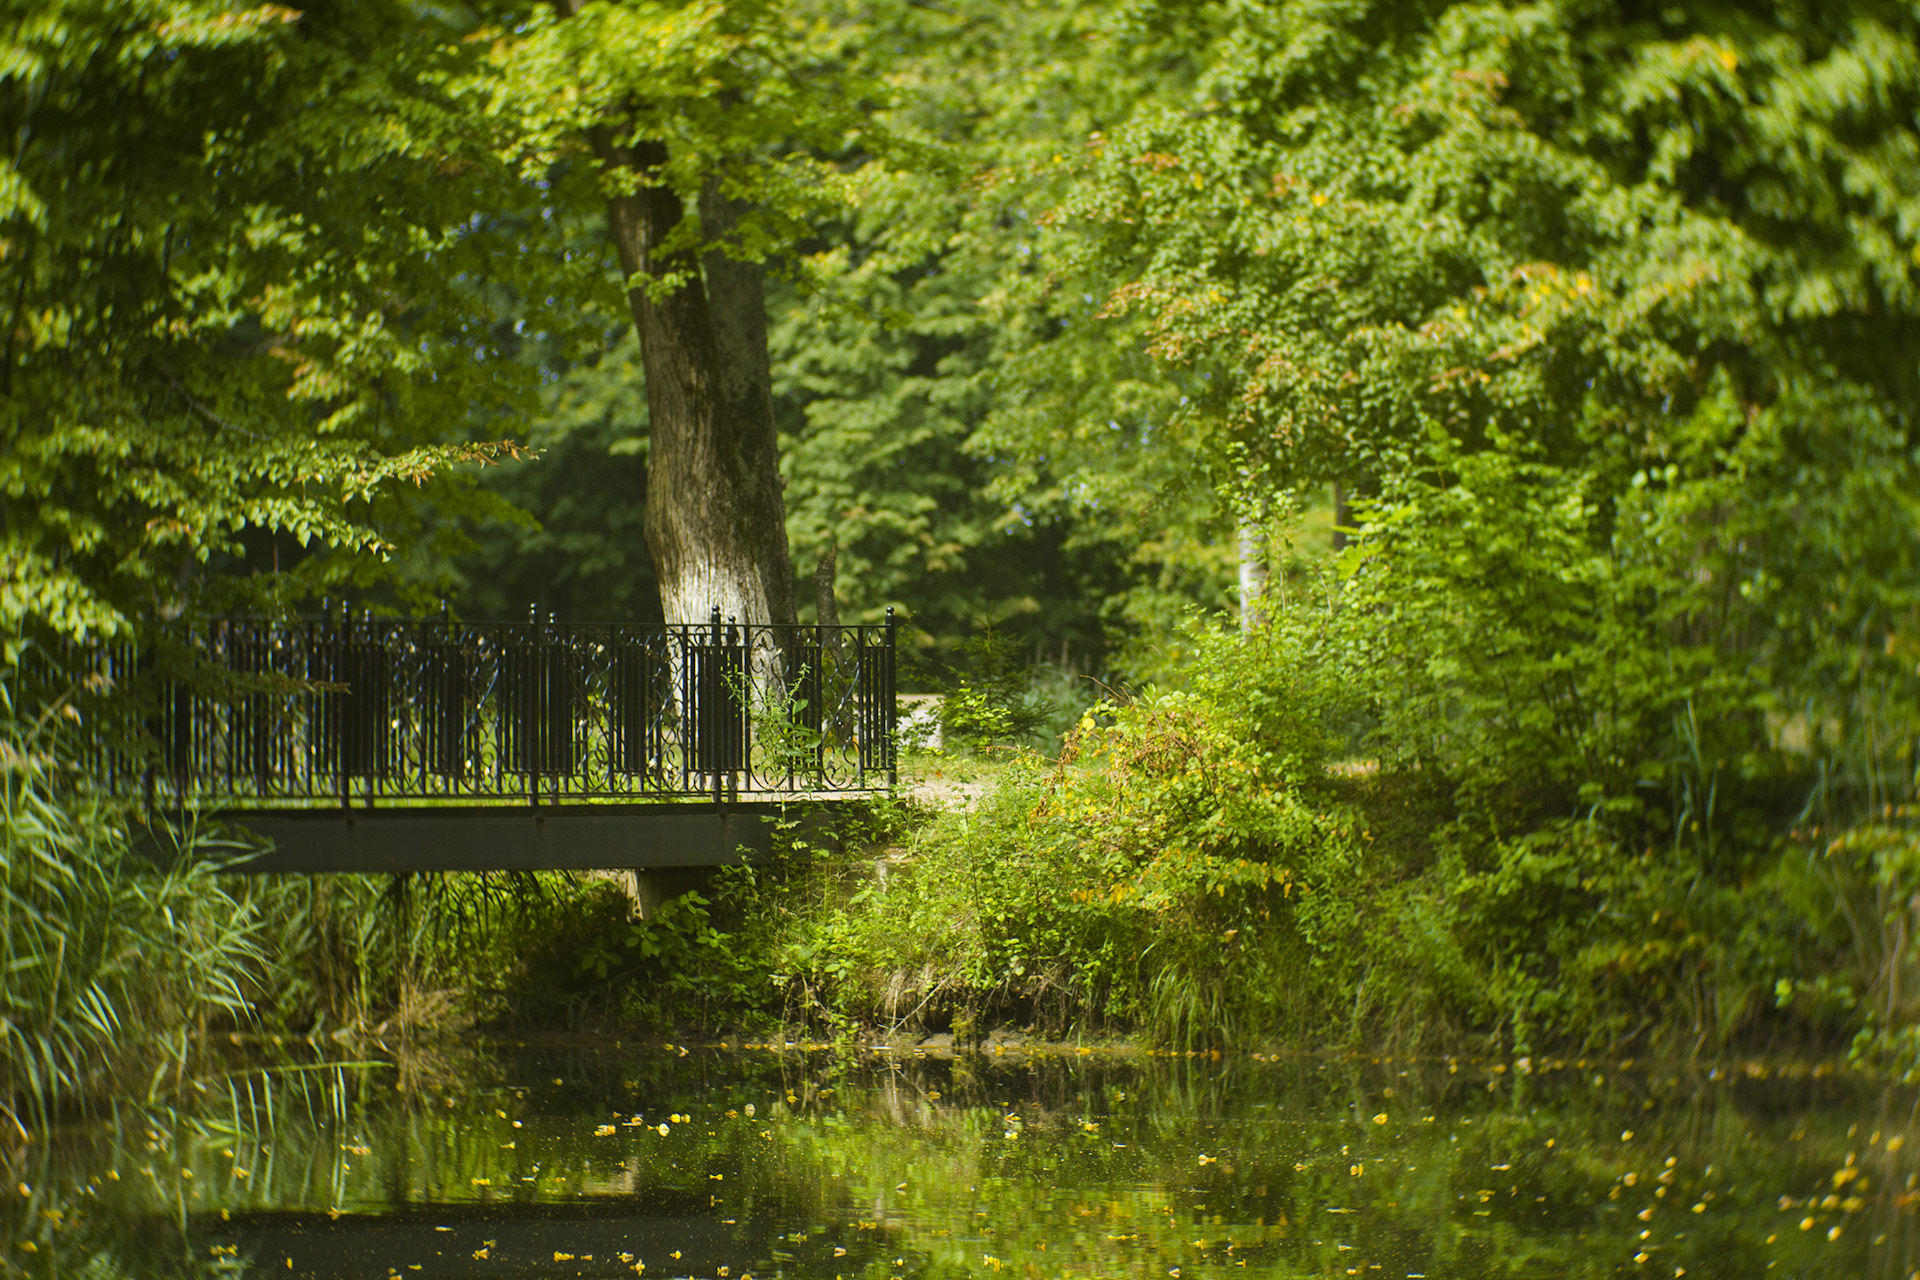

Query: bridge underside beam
145,803,784,874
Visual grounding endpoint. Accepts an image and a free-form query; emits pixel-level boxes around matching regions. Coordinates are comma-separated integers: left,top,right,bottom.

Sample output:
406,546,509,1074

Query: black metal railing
58,605,897,808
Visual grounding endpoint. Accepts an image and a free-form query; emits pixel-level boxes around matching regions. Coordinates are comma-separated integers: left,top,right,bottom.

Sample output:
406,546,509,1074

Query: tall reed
0,670,260,1129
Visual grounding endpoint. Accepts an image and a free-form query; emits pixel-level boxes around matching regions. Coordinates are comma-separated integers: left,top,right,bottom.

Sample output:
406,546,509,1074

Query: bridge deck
157,802,792,873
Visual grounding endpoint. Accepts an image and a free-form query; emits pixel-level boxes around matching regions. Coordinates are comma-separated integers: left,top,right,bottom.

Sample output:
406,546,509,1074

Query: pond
3,1037,1911,1279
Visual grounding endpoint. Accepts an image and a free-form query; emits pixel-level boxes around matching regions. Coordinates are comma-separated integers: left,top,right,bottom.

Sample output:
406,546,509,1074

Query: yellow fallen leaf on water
1373,1114,1387,1125
657,1124,670,1137
595,1125,617,1137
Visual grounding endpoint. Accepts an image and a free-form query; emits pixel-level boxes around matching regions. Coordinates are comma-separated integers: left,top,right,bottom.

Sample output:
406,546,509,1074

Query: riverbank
3,673,1911,1136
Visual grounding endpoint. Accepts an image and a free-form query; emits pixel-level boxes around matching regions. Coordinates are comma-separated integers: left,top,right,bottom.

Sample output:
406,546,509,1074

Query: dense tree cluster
6,0,1920,1059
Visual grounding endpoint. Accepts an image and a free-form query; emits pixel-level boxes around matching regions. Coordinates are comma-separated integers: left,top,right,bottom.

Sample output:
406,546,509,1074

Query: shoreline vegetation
6,583,1916,1130
6,0,1920,1133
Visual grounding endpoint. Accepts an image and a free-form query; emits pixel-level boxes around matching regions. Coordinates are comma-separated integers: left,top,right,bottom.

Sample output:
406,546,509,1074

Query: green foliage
934,625,1057,751
449,330,660,623
754,0,1920,1055
10,0,1920,1071
755,539,1903,1055
0,668,258,1125
765,0,1241,662
749,616,1364,1046
0,2,592,635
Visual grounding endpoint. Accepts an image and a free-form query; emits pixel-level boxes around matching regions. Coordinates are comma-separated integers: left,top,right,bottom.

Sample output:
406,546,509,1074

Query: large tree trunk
584,129,798,629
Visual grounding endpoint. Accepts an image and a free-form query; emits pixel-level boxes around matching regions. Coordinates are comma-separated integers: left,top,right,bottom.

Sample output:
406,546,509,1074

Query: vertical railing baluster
854,608,899,786
426,602,466,783
547,609,574,789
701,608,720,801
684,619,697,794
108,600,894,811
885,607,898,787
612,628,665,787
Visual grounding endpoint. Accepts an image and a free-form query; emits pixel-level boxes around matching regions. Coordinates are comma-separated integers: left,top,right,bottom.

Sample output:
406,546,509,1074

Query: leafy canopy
0,1,595,639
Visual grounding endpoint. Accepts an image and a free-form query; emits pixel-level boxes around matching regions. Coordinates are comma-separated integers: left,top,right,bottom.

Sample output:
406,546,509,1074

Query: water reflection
3,1041,1913,1279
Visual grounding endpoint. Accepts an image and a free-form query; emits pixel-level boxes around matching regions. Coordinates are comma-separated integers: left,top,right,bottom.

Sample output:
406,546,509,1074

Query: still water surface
5,1038,1914,1279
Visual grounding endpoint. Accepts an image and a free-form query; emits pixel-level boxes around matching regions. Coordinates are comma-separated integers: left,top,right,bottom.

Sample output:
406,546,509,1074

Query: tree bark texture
586,129,798,629
812,531,840,632
1237,502,1269,634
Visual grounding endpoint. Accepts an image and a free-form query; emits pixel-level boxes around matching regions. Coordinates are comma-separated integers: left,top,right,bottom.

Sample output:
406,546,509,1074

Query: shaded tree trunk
812,531,841,632
581,122,797,628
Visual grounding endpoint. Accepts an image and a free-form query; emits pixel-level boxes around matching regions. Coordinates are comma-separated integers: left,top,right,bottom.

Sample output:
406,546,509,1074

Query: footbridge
78,606,897,873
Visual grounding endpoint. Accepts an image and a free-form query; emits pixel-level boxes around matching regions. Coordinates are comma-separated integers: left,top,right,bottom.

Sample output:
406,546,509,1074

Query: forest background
5,0,1920,1120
